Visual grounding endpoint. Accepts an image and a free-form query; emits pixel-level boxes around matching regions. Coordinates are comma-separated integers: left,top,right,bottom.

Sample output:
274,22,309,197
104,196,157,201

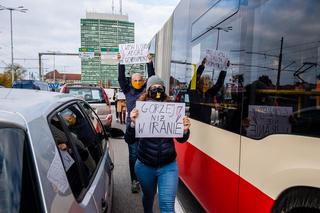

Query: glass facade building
81,12,142,86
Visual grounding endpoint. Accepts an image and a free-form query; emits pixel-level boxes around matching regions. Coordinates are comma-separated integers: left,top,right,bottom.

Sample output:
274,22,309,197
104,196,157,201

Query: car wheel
271,186,320,213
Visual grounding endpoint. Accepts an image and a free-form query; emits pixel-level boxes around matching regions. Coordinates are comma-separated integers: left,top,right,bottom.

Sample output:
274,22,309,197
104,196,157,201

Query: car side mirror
104,126,125,139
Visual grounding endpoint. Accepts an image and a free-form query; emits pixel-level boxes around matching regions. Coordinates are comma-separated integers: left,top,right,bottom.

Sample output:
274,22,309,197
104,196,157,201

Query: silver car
0,88,114,213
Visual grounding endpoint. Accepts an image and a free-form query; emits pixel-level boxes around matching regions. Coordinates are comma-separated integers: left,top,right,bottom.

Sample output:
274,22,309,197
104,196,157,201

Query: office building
81,12,142,87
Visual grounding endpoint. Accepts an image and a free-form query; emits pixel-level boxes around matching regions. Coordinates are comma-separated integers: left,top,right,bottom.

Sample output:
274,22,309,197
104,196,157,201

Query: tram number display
246,105,293,139
135,101,185,138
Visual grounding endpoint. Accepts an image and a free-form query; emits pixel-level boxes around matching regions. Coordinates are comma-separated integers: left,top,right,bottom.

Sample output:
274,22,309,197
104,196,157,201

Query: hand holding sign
183,116,191,133
130,108,139,125
147,53,153,63
117,52,121,60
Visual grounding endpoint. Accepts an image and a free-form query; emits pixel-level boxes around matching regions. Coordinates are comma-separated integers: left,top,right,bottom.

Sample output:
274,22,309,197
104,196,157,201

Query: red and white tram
150,0,320,212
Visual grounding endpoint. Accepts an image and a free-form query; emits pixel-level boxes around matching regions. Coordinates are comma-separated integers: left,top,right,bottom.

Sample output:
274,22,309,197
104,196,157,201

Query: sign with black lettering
119,43,149,64
135,101,185,138
246,105,292,139
205,49,229,71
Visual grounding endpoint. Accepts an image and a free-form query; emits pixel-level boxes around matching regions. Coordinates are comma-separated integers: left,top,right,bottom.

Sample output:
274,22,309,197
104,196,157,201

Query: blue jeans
128,142,138,181
135,160,178,213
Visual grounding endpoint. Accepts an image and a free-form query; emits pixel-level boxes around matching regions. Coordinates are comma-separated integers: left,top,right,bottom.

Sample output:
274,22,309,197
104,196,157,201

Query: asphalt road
109,108,205,213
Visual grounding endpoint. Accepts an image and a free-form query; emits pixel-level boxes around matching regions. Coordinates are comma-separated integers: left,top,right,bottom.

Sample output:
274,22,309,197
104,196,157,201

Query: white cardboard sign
246,105,292,139
119,43,149,64
47,150,69,193
205,49,229,70
135,101,185,138
60,151,75,171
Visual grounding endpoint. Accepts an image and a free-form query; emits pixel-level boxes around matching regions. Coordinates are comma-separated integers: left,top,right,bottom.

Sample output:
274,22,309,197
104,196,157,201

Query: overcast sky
0,0,180,78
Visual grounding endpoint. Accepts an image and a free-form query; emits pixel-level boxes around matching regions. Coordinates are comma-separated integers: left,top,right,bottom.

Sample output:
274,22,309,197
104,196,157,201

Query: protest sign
205,49,229,71
246,105,292,139
119,43,149,64
135,101,185,138
47,150,69,193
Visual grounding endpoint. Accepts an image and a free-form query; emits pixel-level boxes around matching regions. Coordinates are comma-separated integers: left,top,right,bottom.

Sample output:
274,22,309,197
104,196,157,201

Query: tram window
243,0,320,139
191,0,240,40
170,11,243,134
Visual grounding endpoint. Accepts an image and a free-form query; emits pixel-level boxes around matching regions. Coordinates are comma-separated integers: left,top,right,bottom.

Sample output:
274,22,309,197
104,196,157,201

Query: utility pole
276,37,284,89
10,9,14,83
119,0,122,15
112,0,114,14
0,5,28,84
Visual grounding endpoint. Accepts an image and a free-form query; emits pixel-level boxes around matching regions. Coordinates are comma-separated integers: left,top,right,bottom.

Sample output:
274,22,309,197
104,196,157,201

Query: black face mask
149,87,165,101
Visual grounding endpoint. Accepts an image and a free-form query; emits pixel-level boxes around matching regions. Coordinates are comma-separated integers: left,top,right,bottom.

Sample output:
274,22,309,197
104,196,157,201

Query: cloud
0,0,179,75
124,0,178,43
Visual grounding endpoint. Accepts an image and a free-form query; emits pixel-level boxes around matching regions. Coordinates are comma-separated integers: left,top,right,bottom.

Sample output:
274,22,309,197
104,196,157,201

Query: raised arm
147,53,155,77
207,70,226,96
117,53,130,93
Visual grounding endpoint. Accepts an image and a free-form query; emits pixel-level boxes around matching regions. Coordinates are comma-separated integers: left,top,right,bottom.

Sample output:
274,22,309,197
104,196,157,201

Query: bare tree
4,63,27,80
0,63,26,87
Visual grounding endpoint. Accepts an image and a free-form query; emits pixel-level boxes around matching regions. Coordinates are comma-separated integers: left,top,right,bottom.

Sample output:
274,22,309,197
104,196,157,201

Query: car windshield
0,127,25,213
68,88,105,103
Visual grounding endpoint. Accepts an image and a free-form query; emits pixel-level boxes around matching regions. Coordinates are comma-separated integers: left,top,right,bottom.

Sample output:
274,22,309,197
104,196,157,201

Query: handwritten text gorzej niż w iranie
135,101,186,138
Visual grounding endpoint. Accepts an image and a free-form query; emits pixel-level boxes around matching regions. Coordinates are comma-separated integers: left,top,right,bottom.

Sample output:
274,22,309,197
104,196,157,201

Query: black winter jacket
125,126,190,167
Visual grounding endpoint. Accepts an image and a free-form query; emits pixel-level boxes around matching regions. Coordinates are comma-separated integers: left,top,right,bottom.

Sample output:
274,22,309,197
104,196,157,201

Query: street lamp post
0,5,28,84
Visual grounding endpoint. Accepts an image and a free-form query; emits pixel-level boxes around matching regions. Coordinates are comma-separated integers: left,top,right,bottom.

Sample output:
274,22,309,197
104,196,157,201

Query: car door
49,103,109,212
79,101,113,213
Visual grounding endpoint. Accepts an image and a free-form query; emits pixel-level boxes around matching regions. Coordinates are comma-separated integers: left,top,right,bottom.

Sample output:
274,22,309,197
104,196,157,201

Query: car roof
0,88,78,128
64,83,100,88
68,86,102,90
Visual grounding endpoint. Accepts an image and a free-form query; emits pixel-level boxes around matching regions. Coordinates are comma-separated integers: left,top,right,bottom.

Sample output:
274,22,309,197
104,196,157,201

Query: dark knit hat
146,75,165,91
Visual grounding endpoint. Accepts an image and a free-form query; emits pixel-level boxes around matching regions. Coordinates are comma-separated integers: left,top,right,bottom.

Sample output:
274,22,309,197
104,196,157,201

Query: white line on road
175,197,186,213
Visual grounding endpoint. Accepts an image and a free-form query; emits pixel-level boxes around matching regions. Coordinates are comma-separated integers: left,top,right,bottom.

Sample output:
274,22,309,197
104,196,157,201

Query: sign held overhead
119,43,149,64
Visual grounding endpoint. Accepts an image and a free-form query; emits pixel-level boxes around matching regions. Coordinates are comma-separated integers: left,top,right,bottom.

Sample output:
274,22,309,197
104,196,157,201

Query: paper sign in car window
47,150,69,193
92,90,100,100
60,151,75,171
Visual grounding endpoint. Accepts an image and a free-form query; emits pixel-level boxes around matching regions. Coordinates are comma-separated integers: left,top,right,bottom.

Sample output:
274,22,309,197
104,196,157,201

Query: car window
0,128,25,213
80,102,107,150
68,88,105,103
49,104,104,200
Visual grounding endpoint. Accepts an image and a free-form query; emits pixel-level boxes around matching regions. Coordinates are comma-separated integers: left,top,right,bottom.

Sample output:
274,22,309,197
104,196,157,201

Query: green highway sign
79,47,95,52
101,47,119,52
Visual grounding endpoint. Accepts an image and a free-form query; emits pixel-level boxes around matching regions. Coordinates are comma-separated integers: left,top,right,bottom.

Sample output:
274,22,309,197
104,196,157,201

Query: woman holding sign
125,75,191,213
118,52,155,193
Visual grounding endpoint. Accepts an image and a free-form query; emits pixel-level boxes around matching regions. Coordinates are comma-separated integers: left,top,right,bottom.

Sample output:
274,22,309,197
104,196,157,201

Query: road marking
175,197,186,213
